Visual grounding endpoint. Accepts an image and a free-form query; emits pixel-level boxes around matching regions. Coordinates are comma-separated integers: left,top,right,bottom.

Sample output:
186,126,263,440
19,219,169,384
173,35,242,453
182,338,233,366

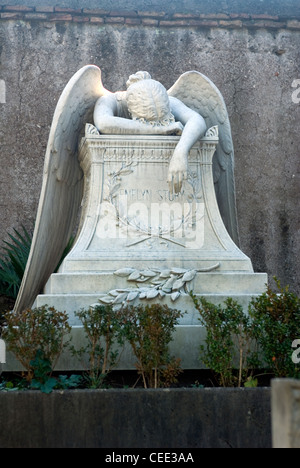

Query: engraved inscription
95,160,204,249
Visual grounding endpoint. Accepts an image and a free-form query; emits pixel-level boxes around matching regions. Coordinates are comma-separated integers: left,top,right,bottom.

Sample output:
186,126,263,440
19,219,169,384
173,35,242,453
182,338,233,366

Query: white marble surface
35,131,267,333
61,130,252,273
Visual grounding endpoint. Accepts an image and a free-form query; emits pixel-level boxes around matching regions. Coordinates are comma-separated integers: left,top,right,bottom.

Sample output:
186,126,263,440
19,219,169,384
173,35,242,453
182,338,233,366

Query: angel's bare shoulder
94,93,118,115
169,96,205,127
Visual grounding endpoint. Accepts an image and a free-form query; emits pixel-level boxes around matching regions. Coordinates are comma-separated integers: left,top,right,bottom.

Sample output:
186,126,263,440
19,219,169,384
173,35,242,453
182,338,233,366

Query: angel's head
126,75,175,126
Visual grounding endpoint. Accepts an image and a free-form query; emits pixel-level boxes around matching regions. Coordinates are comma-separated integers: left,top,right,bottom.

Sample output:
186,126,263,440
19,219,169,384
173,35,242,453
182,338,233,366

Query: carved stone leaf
159,269,171,278
119,168,133,175
170,268,187,275
108,290,120,297
172,278,185,290
113,292,128,304
171,291,181,301
128,270,141,281
182,269,197,282
135,277,150,283
110,184,121,196
99,295,114,304
184,282,193,293
126,291,139,302
163,276,177,289
146,289,159,299
114,268,135,277
140,270,157,277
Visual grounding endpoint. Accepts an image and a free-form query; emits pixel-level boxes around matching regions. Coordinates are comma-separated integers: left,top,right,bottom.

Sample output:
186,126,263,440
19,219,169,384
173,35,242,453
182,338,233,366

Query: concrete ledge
35,291,261,325
0,387,271,448
45,272,267,295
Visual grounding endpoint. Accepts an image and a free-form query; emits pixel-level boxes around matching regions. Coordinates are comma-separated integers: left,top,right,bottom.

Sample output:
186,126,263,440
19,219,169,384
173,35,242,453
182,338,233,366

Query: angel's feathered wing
14,65,107,313
168,71,240,246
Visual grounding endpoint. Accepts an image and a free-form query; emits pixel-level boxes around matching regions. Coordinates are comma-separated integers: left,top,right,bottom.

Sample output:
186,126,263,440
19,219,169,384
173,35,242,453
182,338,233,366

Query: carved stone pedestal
34,128,267,370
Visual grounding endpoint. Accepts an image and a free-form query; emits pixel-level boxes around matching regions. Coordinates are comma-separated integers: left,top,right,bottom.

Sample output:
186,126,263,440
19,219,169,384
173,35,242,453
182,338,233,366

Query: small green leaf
40,378,57,394
244,377,258,388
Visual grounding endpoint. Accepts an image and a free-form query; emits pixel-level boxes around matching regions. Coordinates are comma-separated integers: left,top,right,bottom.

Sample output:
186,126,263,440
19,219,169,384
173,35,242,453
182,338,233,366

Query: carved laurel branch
94,263,220,309
104,161,137,206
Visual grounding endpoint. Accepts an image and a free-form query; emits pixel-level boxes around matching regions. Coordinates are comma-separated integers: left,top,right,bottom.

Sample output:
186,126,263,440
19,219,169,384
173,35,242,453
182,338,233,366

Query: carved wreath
103,161,202,241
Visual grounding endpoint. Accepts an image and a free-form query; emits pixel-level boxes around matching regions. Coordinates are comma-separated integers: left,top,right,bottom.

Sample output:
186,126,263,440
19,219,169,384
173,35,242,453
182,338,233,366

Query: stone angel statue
14,65,239,313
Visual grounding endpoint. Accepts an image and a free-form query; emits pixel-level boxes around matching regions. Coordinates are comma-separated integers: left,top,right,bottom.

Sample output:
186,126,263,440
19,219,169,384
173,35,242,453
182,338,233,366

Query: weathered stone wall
0,1,299,294
0,388,271,448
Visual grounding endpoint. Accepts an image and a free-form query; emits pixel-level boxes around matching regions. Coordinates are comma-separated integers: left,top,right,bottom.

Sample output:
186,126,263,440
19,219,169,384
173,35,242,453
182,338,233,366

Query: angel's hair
126,71,151,88
126,78,175,126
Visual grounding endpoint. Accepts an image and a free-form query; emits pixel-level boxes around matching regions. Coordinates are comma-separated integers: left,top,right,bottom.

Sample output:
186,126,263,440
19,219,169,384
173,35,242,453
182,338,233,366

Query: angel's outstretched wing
168,71,240,246
14,65,108,313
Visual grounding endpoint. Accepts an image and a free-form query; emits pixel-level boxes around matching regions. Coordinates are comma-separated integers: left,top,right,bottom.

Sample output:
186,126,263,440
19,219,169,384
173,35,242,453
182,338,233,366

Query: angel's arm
168,96,207,193
170,96,206,151
94,94,183,135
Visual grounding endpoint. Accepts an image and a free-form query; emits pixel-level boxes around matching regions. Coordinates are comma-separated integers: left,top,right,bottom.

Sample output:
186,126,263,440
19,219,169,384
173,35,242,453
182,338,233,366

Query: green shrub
71,304,124,388
191,294,257,387
28,349,82,393
2,305,71,381
192,280,300,385
120,303,183,388
249,278,300,378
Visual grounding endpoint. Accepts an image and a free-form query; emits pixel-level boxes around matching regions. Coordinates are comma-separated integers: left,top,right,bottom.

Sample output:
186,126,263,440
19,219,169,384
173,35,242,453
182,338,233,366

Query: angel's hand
163,121,183,136
167,149,188,194
152,121,183,136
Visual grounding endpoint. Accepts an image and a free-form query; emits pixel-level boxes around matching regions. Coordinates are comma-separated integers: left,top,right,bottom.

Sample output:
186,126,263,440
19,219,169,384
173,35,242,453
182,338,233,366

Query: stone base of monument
28,131,267,371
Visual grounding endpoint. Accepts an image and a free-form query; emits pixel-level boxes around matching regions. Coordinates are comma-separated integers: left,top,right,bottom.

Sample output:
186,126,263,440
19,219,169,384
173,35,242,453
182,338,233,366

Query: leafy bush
71,304,124,388
191,294,256,387
29,349,58,393
28,349,82,393
120,303,183,388
0,349,82,394
0,227,73,301
0,226,32,299
249,278,300,378
2,305,71,381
